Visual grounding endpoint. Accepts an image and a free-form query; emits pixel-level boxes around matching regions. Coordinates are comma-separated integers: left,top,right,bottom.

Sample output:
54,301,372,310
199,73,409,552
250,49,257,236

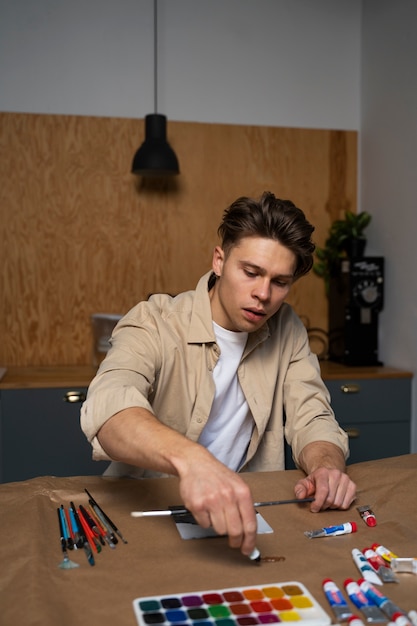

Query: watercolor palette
132,581,331,626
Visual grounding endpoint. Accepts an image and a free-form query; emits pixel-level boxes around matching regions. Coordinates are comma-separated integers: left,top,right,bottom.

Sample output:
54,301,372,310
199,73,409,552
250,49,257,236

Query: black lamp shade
131,113,180,176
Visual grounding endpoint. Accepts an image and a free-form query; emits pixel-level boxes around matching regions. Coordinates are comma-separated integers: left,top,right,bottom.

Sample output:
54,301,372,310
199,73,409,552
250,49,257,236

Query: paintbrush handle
253,497,314,507
57,508,67,552
131,497,315,518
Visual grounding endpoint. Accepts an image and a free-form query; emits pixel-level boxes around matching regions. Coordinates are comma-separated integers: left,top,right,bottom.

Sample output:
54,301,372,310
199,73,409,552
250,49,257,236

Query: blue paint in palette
133,581,331,626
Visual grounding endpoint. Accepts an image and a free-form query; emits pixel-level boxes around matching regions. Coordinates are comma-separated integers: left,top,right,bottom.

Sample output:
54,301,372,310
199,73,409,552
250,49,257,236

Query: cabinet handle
340,384,360,394
63,390,86,403
345,427,360,439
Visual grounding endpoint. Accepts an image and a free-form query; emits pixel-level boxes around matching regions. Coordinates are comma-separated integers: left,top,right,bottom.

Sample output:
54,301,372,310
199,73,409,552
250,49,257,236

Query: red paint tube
357,504,377,527
362,547,386,571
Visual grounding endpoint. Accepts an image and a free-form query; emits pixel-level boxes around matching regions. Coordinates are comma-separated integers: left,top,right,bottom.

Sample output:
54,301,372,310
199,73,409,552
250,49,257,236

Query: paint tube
357,504,377,527
322,579,353,621
304,521,357,538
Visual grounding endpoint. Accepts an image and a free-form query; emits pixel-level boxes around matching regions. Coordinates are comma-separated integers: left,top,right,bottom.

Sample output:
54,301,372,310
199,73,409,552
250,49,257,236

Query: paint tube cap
350,521,358,532
348,616,366,626
391,613,412,626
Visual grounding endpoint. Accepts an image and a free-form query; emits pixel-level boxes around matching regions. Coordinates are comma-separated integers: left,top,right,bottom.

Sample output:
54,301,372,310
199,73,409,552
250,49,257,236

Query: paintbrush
57,508,79,570
70,502,95,566
131,496,314,517
84,489,128,544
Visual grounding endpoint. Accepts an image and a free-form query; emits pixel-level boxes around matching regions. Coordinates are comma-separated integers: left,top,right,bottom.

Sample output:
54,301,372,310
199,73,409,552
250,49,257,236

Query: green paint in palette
133,581,331,626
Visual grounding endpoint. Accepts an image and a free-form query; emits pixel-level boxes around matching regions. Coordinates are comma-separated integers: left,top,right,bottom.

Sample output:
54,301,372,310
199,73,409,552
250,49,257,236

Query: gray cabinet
285,365,412,469
0,385,109,483
325,376,411,464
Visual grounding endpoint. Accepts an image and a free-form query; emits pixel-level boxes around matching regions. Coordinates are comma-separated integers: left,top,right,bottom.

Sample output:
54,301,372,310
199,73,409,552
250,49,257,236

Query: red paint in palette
271,598,294,611
224,591,245,603
202,592,223,604
250,600,273,613
230,603,252,616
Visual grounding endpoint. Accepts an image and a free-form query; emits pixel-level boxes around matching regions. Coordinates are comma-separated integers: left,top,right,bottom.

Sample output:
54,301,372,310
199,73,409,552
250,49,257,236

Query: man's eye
244,269,257,278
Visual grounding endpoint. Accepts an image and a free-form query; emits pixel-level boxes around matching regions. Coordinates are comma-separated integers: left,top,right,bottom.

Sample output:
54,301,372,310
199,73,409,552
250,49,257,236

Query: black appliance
328,256,384,365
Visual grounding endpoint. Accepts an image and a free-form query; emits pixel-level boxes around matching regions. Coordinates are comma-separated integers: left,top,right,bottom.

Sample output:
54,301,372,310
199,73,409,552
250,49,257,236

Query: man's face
210,236,297,333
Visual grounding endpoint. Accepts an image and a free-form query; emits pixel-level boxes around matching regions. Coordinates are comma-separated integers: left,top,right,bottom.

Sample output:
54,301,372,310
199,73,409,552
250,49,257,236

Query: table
1,455,416,626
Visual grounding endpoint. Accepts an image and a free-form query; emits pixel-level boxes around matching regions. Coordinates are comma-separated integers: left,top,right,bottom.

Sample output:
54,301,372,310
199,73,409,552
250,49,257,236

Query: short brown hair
217,192,315,279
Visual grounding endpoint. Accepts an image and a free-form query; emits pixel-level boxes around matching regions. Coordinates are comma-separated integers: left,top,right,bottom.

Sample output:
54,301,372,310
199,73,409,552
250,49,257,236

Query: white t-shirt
198,322,254,471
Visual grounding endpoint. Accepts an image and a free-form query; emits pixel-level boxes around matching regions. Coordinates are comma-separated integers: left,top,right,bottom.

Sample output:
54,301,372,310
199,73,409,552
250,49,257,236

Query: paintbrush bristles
131,510,174,517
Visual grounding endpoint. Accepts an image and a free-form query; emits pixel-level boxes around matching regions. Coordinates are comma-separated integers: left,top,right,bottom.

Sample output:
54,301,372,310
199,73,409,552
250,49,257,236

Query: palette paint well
132,581,331,626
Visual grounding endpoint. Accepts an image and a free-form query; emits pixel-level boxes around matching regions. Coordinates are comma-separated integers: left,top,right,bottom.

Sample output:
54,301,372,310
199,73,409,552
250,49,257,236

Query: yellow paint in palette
132,581,331,626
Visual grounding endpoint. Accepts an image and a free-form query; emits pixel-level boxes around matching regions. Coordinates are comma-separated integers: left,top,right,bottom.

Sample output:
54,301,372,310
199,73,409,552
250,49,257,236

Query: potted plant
313,210,372,293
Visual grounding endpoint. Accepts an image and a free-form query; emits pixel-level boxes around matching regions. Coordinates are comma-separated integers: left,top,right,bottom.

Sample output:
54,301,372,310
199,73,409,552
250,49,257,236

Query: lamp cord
154,0,158,114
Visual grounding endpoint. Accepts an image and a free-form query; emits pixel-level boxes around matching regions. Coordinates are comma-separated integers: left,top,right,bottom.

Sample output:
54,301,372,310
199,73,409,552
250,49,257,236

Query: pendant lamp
131,0,180,176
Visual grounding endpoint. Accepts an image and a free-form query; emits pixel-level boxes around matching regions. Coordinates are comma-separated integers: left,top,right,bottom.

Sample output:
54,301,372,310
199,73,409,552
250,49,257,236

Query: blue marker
322,579,353,621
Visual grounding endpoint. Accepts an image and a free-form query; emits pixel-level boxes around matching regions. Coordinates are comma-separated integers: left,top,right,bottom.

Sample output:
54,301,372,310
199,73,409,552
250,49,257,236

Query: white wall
0,0,361,129
361,0,417,452
1,0,416,451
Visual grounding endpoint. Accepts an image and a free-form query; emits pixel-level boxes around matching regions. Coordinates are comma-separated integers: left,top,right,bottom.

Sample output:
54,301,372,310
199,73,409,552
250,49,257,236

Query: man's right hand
97,408,258,556
173,446,258,556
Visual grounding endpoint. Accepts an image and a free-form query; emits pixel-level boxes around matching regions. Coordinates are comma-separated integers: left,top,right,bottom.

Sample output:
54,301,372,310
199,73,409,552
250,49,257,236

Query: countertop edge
0,362,413,389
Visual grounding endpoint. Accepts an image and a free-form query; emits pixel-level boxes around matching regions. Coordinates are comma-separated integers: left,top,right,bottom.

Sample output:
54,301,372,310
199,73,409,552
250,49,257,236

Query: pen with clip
131,497,314,517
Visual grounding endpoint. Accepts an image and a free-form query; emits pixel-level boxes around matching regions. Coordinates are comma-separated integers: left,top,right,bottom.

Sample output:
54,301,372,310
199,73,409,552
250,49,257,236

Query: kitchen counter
0,361,412,389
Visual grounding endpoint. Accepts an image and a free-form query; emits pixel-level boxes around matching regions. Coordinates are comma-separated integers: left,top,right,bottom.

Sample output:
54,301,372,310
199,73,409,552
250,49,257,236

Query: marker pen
304,521,357,539
322,579,353,621
357,505,377,527
371,542,398,563
358,579,407,621
344,579,385,623
352,548,383,585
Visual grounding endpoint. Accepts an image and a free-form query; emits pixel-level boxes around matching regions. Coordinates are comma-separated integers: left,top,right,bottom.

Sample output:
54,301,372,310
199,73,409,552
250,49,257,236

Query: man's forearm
97,406,209,477
297,440,347,475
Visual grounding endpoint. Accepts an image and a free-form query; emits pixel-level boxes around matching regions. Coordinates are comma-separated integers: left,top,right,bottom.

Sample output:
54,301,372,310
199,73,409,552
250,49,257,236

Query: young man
81,192,356,558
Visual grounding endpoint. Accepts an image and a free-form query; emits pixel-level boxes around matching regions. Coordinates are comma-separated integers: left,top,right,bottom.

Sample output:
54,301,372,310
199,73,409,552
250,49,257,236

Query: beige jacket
80,272,348,477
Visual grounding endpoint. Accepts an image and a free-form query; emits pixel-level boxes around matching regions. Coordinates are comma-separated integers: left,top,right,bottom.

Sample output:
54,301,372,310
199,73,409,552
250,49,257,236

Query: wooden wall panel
0,113,357,366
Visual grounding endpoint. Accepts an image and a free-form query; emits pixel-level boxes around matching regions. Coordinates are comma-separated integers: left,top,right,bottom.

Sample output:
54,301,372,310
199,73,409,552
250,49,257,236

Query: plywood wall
0,113,357,366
